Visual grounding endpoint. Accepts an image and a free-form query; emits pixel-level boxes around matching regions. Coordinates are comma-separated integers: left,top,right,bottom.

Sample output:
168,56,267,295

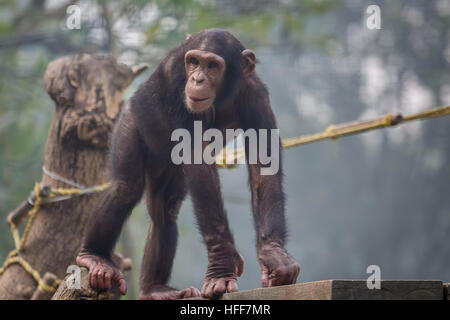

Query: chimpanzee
76,29,300,300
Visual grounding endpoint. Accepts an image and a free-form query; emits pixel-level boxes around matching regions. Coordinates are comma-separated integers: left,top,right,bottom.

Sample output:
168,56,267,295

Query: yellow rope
50,182,111,197
19,183,42,252
0,256,61,293
7,216,21,251
0,181,110,294
217,105,450,168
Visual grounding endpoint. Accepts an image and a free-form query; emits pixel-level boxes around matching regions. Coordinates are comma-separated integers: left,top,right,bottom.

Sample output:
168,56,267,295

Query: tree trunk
0,54,147,299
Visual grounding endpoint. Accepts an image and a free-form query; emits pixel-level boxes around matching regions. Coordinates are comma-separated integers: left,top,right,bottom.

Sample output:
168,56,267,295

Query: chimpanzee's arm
80,105,145,260
77,105,145,294
184,163,244,298
239,80,300,287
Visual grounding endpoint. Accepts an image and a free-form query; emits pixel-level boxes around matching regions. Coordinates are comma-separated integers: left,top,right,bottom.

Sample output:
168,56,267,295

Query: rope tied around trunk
0,171,111,294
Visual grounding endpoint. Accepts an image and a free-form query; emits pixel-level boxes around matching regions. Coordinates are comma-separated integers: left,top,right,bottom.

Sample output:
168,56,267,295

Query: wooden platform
190,280,448,300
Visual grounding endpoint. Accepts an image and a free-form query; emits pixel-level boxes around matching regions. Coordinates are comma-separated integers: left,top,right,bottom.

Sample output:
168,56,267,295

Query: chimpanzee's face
184,49,226,113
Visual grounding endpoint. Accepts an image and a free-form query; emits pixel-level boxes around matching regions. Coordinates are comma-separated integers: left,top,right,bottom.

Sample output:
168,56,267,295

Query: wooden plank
444,283,449,300
219,281,333,300
188,280,444,300
331,280,443,300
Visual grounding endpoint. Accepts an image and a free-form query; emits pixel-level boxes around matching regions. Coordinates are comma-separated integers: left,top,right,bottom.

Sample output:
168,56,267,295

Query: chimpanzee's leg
139,168,201,300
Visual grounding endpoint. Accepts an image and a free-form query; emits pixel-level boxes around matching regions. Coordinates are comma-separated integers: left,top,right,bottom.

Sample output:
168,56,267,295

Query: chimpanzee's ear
242,49,256,77
185,33,192,40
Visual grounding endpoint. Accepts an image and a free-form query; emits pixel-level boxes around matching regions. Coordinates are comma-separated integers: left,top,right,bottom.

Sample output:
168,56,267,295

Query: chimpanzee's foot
201,253,245,299
139,285,201,300
201,277,239,298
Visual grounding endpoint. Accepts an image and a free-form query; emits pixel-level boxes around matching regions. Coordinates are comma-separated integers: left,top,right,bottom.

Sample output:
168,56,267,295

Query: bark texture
0,54,147,299
52,256,131,300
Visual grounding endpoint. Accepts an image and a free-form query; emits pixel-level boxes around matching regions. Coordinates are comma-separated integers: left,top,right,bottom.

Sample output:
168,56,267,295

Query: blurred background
0,0,449,299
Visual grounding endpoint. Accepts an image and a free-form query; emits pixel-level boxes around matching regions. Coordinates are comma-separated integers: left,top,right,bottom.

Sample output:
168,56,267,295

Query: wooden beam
444,283,449,300
189,280,445,300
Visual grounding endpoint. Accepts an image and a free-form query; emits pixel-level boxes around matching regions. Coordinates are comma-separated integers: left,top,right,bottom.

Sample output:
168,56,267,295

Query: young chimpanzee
76,29,300,300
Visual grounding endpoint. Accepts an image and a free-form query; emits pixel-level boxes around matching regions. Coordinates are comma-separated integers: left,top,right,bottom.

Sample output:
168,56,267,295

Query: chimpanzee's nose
193,72,205,84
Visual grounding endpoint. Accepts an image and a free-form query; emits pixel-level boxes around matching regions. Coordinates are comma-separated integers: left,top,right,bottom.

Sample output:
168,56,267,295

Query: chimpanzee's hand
202,251,244,299
258,243,300,287
76,253,127,295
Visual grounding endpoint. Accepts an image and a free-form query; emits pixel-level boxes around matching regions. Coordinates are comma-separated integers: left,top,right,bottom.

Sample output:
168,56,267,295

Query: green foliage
298,0,338,13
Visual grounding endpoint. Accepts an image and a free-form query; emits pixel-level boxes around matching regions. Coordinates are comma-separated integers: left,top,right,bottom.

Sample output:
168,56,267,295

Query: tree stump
52,255,132,300
0,54,147,299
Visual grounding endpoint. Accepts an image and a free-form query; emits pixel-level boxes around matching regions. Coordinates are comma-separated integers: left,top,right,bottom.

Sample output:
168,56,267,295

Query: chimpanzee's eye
208,61,219,69
188,57,199,66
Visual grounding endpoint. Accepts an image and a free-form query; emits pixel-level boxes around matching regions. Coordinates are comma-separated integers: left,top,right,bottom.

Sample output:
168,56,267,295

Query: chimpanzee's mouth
189,96,210,102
